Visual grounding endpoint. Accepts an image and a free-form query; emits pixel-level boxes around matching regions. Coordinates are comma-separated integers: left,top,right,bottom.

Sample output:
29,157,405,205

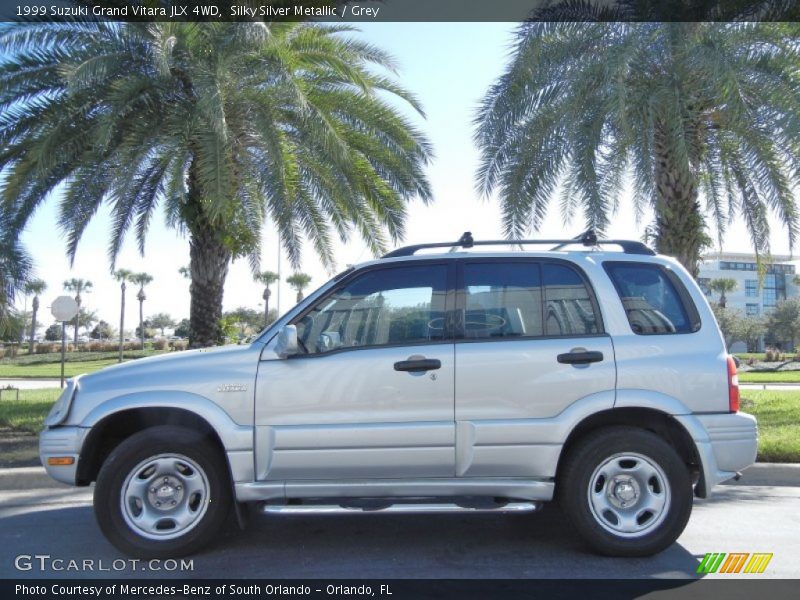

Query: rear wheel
559,426,692,556
94,426,232,558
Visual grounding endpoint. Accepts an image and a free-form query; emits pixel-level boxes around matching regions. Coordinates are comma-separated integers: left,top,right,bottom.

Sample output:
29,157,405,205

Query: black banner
1,0,800,23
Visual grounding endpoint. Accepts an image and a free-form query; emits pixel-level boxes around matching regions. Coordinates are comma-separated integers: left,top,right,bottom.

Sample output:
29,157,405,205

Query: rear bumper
39,426,88,485
675,412,758,498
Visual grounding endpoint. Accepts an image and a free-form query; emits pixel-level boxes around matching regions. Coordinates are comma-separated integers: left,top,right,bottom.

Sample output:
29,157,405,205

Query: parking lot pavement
0,480,797,580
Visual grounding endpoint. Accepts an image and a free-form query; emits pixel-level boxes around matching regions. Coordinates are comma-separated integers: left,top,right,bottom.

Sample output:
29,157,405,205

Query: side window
294,265,448,354
604,262,698,335
542,264,601,336
461,261,601,339
463,263,543,338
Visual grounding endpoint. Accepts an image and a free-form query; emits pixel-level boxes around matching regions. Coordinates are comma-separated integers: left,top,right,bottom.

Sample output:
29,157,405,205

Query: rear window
604,262,700,335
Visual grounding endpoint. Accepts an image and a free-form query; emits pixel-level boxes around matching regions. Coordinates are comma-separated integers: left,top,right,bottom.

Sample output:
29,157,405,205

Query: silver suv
40,232,757,558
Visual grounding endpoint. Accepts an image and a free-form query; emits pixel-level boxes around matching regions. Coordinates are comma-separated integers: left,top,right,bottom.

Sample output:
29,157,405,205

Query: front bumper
39,426,88,485
675,411,758,497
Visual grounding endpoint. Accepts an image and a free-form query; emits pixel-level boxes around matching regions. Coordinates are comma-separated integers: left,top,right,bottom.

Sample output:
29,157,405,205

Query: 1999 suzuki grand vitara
40,232,757,558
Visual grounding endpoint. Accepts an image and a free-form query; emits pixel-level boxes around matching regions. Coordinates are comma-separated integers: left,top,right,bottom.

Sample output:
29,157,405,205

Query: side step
260,501,541,515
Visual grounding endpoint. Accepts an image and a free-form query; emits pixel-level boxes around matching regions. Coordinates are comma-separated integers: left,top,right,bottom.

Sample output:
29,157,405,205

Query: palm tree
1,23,432,347
113,269,133,362
62,278,92,344
476,20,800,276
254,271,279,327
178,267,191,280
131,272,154,350
0,219,32,341
709,278,738,308
286,273,312,303
24,279,46,354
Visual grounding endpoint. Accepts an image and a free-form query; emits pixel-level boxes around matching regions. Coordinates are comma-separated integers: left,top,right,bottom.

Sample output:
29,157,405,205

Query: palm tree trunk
653,123,705,277
188,223,231,348
263,288,270,328
19,296,27,346
183,158,232,348
73,297,80,345
29,296,39,354
119,284,125,363
139,297,144,350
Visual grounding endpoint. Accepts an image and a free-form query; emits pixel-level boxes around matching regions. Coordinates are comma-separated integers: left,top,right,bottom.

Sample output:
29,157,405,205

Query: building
699,253,799,316
698,253,799,351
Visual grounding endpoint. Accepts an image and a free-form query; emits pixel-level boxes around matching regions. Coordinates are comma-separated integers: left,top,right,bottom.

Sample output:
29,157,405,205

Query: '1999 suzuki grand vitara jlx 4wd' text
40,232,757,558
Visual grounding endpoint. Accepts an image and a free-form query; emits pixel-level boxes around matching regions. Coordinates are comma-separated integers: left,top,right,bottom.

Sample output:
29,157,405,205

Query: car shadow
0,503,704,587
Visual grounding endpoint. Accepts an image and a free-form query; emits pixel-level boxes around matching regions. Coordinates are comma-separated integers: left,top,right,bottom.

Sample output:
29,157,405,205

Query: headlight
44,378,78,427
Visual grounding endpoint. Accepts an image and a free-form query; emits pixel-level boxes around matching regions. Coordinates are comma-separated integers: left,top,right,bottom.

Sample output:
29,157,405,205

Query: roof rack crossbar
382,230,655,258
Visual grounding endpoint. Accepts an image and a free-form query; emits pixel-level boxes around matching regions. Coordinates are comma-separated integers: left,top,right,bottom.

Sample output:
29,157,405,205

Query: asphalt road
0,479,798,581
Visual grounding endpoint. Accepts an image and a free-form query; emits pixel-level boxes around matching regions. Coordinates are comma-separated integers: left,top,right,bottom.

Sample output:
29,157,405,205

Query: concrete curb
1,463,798,492
722,463,800,487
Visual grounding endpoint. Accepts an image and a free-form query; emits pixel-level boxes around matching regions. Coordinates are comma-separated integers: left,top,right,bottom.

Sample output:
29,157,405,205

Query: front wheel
94,426,232,558
559,426,693,557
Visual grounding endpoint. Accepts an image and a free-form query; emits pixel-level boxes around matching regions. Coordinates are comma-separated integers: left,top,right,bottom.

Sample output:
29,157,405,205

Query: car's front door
454,259,616,478
254,262,455,480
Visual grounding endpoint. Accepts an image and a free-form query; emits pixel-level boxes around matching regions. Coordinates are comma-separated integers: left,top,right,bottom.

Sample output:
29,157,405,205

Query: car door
254,262,456,480
454,259,616,478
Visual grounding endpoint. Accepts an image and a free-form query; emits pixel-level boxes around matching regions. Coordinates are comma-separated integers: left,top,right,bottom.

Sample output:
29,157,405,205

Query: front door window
294,265,449,354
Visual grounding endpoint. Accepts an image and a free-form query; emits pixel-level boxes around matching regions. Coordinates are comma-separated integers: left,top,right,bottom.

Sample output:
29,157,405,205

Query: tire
558,426,692,557
94,425,232,558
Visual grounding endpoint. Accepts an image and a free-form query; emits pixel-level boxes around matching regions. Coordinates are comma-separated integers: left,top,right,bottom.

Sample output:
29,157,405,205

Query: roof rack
382,230,655,258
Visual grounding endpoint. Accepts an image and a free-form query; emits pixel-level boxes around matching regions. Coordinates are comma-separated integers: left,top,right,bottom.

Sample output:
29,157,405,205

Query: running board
260,501,541,515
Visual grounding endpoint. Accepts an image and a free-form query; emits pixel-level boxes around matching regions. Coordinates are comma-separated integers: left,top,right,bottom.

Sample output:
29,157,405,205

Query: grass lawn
4,349,163,365
0,359,122,378
0,388,60,433
0,389,797,462
738,371,800,383
0,349,167,378
741,391,800,462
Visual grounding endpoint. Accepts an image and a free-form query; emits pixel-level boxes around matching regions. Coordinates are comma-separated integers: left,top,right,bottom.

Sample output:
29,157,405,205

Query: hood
76,343,262,393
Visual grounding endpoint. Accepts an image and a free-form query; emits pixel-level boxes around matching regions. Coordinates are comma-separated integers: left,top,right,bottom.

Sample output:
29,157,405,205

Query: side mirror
275,324,299,358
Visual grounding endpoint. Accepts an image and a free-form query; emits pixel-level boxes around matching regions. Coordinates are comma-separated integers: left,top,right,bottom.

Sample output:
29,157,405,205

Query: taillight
727,356,740,412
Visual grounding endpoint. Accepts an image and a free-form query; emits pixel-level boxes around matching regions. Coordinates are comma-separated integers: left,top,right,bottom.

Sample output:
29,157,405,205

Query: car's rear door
454,258,616,477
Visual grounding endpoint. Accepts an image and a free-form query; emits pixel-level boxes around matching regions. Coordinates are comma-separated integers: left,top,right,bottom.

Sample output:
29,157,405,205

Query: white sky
15,23,800,333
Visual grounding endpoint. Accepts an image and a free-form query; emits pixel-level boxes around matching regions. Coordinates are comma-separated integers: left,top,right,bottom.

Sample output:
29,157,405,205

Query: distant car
40,232,757,559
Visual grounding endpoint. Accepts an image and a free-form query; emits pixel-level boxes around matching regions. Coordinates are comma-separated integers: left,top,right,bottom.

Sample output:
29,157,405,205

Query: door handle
557,350,604,365
394,358,442,372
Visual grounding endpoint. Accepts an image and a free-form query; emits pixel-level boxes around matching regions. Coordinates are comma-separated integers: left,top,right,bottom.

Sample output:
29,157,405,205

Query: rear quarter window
604,262,701,335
